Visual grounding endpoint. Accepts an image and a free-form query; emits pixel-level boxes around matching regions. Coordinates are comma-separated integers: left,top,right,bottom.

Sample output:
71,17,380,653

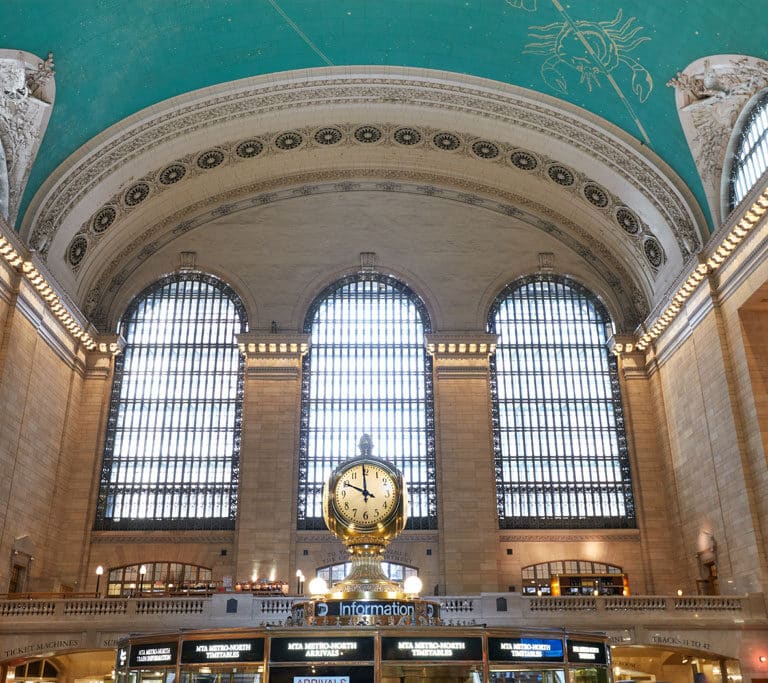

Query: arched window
317,561,418,585
106,561,214,596
95,273,247,530
729,89,768,209
488,275,634,529
298,273,436,530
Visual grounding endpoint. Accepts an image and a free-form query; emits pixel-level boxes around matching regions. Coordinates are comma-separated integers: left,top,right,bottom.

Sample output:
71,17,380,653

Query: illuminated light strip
0,231,108,352
632,185,768,353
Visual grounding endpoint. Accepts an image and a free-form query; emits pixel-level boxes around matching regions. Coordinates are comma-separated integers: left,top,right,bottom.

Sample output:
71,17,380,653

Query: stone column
426,332,499,594
608,334,681,594
56,335,123,590
234,332,309,587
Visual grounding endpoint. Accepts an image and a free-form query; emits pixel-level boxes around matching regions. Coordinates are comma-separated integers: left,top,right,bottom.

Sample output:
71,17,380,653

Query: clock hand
361,464,372,502
344,481,376,498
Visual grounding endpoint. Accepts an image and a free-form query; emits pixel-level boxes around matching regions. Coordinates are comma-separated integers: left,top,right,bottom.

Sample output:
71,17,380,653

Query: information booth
116,627,612,683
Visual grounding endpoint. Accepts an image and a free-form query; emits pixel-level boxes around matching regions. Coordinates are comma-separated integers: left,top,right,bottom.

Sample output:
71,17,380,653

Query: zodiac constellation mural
507,1,653,144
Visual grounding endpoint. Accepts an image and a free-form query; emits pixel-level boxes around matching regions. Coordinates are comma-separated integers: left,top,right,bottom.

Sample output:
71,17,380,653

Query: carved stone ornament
0,49,55,225
667,54,768,226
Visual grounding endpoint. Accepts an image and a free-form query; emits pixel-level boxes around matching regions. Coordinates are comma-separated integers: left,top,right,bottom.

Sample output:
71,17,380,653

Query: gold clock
333,461,398,527
322,438,408,545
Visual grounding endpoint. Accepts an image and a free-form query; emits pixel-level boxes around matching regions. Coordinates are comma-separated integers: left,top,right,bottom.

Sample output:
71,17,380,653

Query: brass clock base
329,543,402,599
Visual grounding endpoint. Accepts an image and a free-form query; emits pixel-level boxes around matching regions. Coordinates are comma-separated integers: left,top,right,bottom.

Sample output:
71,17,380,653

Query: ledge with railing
0,592,763,635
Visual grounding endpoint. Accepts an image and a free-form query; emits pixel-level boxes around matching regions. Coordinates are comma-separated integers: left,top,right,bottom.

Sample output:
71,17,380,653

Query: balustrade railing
0,593,760,630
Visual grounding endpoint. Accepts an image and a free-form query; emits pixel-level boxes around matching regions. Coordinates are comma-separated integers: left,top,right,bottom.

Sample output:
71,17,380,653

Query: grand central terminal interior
1,2,768,682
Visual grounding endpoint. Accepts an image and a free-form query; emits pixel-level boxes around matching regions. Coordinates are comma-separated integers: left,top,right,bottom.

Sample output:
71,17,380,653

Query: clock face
332,462,398,527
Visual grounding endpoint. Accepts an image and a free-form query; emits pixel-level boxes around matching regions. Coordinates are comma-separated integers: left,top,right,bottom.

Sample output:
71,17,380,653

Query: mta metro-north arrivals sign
270,637,374,662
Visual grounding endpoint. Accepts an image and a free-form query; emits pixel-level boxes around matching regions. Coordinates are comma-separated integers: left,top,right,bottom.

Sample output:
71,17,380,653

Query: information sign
381,637,483,660
488,637,564,662
181,638,264,663
129,642,178,667
566,640,608,665
270,637,374,662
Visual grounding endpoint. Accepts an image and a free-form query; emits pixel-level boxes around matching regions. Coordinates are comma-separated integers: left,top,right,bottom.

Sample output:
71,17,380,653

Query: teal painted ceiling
2,0,765,226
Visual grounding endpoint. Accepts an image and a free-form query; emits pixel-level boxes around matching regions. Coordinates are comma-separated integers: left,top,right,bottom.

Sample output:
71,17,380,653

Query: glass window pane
298,274,436,530
488,275,635,529
730,90,768,208
95,273,246,530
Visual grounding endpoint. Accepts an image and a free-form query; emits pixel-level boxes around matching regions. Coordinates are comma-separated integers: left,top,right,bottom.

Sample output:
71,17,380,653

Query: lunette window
729,89,768,209
488,275,635,529
94,273,247,530
297,273,437,530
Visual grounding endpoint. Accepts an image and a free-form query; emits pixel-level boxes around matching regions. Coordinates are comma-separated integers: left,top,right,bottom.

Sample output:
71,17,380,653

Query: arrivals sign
381,637,483,661
488,637,564,662
270,637,374,662
129,642,178,667
566,640,608,665
181,638,264,663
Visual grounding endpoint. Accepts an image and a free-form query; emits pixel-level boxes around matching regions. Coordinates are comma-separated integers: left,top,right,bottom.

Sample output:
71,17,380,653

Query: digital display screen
129,642,178,667
381,637,483,660
180,638,264,663
488,637,564,662
270,637,374,662
567,640,608,665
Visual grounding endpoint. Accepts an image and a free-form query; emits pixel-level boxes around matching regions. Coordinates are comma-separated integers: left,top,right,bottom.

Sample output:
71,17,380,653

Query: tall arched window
488,275,634,529
298,273,436,530
729,89,768,209
95,273,247,530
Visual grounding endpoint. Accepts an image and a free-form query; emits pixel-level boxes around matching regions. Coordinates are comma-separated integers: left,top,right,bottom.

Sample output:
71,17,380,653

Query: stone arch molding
21,66,707,325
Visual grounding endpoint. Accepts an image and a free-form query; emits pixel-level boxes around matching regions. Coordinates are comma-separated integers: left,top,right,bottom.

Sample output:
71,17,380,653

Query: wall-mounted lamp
759,656,767,664
677,589,683,596
95,565,104,596
295,569,305,595
139,564,147,594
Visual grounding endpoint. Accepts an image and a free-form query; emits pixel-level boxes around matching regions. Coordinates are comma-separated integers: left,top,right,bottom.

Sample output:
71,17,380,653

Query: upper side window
488,275,635,529
94,272,247,531
729,89,768,209
297,273,437,530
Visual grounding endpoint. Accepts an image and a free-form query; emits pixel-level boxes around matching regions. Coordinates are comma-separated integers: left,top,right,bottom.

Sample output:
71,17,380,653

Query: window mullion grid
299,275,434,530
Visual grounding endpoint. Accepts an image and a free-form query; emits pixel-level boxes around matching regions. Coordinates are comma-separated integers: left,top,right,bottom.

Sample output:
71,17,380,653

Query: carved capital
426,332,498,379
84,334,124,378
237,332,309,379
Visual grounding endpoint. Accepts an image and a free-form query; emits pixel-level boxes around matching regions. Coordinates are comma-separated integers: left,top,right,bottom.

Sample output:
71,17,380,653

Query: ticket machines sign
566,640,608,665
488,637,564,662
